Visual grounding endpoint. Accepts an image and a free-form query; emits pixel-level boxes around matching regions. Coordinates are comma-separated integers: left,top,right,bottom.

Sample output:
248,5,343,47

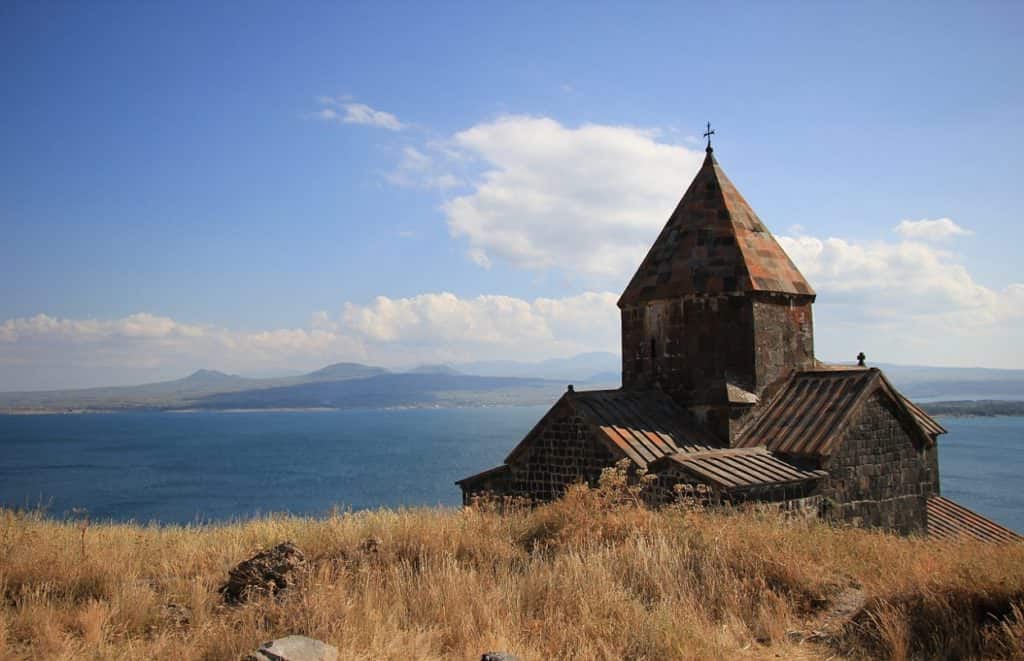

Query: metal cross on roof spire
703,122,715,152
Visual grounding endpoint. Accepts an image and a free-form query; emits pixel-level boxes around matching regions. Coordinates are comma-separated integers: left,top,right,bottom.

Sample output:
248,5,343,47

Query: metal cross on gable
703,122,715,150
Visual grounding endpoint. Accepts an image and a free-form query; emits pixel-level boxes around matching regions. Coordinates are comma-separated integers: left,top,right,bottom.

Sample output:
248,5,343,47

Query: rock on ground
246,635,338,661
219,541,306,604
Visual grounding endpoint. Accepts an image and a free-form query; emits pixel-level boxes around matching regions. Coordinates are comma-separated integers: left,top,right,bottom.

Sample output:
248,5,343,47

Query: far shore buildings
458,138,1019,542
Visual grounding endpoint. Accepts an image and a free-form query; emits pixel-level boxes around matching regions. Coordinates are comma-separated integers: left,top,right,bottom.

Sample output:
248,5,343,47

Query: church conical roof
618,149,814,306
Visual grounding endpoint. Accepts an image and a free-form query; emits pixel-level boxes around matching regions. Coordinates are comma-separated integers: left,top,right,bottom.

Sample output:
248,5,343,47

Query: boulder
220,541,306,604
481,654,519,661
246,636,338,661
358,536,382,555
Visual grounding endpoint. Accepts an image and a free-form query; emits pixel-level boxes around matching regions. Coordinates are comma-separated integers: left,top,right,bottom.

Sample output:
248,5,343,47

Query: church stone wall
621,295,755,405
822,395,939,534
500,412,618,502
751,294,815,394
622,295,815,404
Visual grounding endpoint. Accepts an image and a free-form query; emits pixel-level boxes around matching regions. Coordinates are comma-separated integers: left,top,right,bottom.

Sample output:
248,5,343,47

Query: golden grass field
1,472,1022,660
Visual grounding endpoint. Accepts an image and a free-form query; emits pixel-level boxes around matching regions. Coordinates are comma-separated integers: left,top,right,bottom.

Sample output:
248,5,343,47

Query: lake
0,408,1020,531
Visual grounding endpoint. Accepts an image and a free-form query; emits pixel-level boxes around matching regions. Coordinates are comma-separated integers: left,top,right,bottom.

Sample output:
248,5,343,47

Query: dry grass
1,477,1022,660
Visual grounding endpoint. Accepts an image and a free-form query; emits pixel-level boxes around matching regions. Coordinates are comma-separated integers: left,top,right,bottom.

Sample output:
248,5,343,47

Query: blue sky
2,2,1023,388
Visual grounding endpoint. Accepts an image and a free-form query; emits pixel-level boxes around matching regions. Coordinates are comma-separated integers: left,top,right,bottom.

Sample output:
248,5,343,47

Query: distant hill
921,400,1024,417
0,361,391,412
180,369,247,386
405,364,463,376
857,363,1024,401
456,352,620,381
0,369,262,411
581,371,621,386
0,361,562,412
2,355,1021,413
304,362,389,381
190,373,561,410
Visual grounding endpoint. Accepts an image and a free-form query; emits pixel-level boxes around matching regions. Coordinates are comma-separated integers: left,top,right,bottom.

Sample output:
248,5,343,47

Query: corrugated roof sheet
736,369,879,456
562,389,720,467
899,395,947,436
736,368,945,457
619,149,814,306
926,496,1021,544
455,464,509,487
650,446,827,490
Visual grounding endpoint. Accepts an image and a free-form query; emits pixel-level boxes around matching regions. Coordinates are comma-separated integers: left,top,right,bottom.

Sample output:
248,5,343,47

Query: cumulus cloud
0,292,620,389
778,229,1024,363
342,291,617,357
894,218,973,241
779,226,1014,321
441,116,703,281
313,97,404,131
0,313,364,374
0,313,204,344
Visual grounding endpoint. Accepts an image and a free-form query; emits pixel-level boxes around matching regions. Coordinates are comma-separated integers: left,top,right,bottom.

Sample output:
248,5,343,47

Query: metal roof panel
737,368,944,458
926,496,1021,544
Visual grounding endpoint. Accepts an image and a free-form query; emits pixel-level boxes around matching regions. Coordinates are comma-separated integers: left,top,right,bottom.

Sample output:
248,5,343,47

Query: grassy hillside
1,478,1022,659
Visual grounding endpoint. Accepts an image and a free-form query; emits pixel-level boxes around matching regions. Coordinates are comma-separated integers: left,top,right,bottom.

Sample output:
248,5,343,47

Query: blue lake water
0,408,1021,531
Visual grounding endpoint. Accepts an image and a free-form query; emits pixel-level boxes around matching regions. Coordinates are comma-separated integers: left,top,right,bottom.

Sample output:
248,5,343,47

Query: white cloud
312,108,338,121
441,116,704,282
0,292,621,388
342,291,617,356
313,97,404,131
342,103,404,130
0,313,205,343
778,230,1024,364
0,313,365,375
894,217,973,241
386,147,462,190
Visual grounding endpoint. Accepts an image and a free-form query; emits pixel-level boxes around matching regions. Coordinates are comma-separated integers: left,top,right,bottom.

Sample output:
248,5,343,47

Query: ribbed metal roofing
899,395,947,437
619,149,814,306
736,368,945,457
736,369,879,456
650,446,827,491
926,496,1021,544
566,389,720,467
455,464,510,487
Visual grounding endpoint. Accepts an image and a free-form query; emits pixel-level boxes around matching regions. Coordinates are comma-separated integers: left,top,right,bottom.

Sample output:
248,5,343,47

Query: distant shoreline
0,402,553,416
922,400,1024,418
2,398,1022,417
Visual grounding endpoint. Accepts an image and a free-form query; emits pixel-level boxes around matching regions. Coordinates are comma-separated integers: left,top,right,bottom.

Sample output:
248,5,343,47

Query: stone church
458,140,1018,541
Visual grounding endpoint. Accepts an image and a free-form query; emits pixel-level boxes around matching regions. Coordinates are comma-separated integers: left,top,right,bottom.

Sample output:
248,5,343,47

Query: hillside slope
1,483,1022,659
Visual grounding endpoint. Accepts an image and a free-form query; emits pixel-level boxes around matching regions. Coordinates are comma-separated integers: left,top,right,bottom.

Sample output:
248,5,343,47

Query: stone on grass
219,541,306,604
246,635,338,661
480,653,519,661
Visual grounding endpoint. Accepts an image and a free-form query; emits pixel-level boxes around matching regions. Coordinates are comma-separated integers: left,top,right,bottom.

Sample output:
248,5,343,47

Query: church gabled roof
648,446,827,491
619,148,814,306
456,387,720,490
926,496,1021,544
735,367,946,458
504,388,720,468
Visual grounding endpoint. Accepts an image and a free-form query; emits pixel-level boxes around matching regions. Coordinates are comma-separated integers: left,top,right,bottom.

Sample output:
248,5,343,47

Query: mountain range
0,352,1021,413
0,357,619,413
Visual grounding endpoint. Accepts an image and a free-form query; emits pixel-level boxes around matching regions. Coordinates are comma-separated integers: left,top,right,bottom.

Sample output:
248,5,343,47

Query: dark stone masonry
820,395,940,534
459,143,1014,540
